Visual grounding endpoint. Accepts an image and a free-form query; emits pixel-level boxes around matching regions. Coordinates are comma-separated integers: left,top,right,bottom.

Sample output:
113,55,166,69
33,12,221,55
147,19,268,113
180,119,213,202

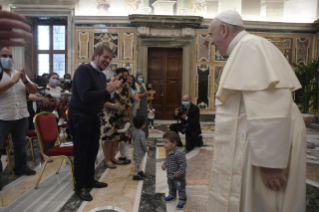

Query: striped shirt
163,147,187,179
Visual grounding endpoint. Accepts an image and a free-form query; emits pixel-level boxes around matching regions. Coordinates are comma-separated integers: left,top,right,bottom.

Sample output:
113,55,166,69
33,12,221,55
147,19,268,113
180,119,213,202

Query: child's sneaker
133,175,144,181
52,110,59,119
138,171,147,178
58,118,65,126
165,196,176,202
176,202,186,210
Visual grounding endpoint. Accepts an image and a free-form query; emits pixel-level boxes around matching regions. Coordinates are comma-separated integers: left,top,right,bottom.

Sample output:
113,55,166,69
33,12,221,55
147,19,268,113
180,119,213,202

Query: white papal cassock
208,30,306,212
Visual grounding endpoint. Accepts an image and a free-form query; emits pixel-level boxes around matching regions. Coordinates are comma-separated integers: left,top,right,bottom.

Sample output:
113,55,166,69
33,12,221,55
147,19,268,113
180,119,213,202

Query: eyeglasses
1,54,13,58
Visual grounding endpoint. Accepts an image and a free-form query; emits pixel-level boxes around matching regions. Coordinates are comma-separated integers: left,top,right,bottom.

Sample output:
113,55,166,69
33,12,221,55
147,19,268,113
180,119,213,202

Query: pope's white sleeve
242,87,294,169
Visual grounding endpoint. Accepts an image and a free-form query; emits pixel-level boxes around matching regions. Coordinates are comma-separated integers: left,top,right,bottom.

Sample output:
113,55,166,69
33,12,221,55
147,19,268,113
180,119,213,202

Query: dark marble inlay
307,184,319,212
196,65,210,109
139,139,166,212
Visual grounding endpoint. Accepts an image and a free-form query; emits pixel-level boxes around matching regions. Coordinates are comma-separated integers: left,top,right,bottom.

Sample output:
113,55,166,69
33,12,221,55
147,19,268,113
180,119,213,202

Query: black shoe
75,188,93,201
118,157,127,161
15,168,36,176
138,171,147,178
133,175,145,181
87,180,108,188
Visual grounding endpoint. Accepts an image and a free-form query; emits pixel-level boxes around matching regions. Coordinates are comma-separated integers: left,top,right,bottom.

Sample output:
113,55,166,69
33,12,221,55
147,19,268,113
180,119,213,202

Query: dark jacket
175,103,203,150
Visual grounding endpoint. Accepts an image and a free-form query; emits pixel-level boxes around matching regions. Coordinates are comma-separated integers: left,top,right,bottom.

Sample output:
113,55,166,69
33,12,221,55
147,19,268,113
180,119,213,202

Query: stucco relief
78,32,90,59
123,33,134,60
196,65,210,109
150,29,181,37
213,65,223,106
93,33,119,59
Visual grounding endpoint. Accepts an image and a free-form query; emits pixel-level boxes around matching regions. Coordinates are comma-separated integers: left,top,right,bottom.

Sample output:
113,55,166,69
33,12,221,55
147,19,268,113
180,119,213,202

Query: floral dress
100,82,132,141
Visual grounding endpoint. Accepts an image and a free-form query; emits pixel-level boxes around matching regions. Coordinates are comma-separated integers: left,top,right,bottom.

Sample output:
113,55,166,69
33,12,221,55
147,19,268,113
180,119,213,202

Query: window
34,23,67,78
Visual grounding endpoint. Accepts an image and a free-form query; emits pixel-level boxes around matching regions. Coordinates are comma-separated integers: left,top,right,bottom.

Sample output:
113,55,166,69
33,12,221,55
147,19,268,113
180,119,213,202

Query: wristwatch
23,80,29,84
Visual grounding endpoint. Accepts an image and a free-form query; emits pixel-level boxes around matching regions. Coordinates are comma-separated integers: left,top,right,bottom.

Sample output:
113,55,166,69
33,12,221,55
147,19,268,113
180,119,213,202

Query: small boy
148,104,155,129
162,131,187,210
132,115,149,181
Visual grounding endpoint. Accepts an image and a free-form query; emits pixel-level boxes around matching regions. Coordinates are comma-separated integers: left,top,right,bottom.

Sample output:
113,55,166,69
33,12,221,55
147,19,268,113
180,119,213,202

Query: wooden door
147,48,183,120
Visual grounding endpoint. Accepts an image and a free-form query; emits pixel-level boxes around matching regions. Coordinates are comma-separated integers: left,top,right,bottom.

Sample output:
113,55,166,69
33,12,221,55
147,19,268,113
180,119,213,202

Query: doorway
147,48,183,120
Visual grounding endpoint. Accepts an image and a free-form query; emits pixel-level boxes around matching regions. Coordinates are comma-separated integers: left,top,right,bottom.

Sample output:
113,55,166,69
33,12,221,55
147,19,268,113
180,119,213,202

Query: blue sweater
69,63,110,119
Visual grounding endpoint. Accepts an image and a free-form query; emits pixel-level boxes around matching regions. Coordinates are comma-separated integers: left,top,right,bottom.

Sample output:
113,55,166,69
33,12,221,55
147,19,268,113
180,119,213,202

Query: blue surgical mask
137,78,143,83
50,79,61,86
64,79,71,83
182,101,190,107
1,58,14,69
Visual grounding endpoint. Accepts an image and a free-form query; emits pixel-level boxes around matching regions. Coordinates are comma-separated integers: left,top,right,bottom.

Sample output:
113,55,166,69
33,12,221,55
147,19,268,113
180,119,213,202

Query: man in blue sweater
68,44,122,201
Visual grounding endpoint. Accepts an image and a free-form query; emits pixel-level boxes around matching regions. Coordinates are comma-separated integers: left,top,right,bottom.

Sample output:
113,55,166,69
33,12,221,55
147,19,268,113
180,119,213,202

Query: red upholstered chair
60,109,69,142
33,112,75,189
26,129,37,162
4,140,12,173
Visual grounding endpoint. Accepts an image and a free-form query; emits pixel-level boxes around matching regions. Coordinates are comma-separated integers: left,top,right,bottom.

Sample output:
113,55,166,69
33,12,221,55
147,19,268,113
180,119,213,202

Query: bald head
182,94,191,102
0,47,12,57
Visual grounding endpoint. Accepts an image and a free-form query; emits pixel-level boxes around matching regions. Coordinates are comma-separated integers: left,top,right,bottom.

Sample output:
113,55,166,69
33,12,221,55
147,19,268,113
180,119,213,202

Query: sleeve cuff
247,117,295,168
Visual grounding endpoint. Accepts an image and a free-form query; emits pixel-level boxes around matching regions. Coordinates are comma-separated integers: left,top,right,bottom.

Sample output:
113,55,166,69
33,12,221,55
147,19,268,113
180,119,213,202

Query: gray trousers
133,154,144,175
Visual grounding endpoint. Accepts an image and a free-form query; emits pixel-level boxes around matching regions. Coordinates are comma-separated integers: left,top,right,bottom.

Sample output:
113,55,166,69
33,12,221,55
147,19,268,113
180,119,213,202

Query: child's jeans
133,154,144,175
148,118,154,127
167,174,187,203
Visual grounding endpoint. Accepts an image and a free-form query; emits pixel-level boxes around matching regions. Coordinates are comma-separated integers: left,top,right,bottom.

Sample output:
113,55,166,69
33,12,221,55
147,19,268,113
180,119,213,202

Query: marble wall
74,28,137,75
193,30,314,112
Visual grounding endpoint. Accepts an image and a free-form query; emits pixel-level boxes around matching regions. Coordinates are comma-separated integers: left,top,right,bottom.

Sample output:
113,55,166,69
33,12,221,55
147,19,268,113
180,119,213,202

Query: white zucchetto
215,10,244,27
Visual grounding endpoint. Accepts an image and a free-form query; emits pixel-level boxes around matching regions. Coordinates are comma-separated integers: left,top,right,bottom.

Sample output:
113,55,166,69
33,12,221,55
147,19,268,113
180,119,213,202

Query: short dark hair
46,72,59,81
93,43,113,60
64,73,71,79
63,82,72,90
163,131,179,144
122,110,131,119
41,73,49,78
115,67,129,75
35,75,47,85
133,115,145,129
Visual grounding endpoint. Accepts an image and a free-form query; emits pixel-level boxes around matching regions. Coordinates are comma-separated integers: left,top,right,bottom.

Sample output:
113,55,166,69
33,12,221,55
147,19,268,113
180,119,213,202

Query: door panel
148,48,183,120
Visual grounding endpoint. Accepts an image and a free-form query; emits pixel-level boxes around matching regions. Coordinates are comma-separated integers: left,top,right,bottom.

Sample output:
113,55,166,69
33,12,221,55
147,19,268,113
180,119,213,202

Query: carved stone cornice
314,19,319,29
129,14,203,28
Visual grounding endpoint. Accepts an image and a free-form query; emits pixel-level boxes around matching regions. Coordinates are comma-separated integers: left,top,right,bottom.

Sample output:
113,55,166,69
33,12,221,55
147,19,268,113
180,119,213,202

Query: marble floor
0,121,318,212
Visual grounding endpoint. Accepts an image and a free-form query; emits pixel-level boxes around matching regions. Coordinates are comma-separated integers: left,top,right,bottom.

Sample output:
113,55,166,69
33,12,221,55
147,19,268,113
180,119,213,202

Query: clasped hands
260,167,287,192
11,68,27,84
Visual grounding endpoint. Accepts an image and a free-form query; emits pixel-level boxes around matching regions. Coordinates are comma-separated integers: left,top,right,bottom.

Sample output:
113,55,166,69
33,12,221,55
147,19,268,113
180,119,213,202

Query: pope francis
207,10,306,212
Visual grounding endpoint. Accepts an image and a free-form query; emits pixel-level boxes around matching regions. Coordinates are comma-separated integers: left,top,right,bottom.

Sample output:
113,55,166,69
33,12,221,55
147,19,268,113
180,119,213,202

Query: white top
47,84,62,98
0,69,31,120
148,109,155,119
117,122,131,133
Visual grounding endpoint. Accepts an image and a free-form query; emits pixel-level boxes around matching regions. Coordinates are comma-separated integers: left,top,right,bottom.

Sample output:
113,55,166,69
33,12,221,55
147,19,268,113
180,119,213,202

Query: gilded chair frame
33,111,75,190
60,109,69,142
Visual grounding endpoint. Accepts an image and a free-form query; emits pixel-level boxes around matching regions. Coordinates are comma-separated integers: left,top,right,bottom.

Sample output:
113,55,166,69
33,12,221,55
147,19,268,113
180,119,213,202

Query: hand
106,77,122,93
181,114,187,120
114,102,125,112
162,165,166,170
114,129,118,133
261,167,287,192
42,97,51,107
175,108,179,116
11,72,21,84
20,68,27,82
174,173,179,178
0,6,32,47
149,90,156,95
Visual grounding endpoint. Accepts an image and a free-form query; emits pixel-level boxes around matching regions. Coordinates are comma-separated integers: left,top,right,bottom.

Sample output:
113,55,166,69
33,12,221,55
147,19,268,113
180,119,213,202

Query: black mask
118,76,127,83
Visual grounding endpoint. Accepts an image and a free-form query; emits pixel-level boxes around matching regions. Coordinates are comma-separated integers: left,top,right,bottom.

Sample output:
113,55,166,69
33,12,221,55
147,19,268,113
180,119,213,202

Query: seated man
170,95,203,151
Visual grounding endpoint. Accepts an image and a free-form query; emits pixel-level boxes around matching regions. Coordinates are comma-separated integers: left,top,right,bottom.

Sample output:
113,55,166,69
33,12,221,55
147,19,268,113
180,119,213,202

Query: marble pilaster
261,0,284,22
12,29,25,73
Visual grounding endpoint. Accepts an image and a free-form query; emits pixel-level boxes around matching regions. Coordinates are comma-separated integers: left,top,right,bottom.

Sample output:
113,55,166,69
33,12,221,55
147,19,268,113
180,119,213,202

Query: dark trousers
0,118,29,174
68,114,100,190
167,175,187,203
169,123,183,147
148,118,154,127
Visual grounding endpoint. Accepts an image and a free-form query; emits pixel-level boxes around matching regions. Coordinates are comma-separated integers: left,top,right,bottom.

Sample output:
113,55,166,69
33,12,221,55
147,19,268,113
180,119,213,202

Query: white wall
283,0,317,23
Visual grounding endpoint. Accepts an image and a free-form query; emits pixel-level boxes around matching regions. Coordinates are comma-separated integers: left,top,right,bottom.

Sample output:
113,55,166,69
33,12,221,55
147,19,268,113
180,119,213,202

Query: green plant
292,59,319,113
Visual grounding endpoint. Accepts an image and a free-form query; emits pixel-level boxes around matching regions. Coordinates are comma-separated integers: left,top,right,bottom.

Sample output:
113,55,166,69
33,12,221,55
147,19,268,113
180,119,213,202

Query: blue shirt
163,147,187,179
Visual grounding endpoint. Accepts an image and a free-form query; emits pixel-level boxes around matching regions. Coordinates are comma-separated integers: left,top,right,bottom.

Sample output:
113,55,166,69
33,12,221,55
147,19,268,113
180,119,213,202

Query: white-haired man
208,10,306,212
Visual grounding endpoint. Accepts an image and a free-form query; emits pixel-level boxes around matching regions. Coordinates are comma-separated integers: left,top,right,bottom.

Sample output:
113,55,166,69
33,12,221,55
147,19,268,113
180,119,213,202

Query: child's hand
174,173,179,178
162,165,166,170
